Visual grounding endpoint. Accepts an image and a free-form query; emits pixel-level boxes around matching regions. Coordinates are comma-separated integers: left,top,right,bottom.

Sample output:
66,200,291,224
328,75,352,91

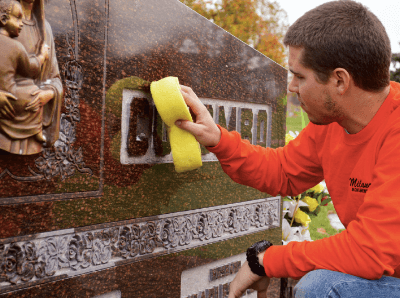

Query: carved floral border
0,197,280,292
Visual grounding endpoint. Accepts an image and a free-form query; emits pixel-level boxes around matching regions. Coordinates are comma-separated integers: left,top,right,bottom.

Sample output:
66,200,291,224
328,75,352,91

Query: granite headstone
0,0,287,296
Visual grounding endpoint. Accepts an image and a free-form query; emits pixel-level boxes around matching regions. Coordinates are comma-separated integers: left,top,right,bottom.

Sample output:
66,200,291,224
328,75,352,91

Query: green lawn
285,111,344,241
286,109,310,133
308,202,345,240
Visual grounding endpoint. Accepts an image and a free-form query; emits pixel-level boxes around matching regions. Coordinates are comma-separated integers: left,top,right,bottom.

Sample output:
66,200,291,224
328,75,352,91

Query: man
176,1,400,297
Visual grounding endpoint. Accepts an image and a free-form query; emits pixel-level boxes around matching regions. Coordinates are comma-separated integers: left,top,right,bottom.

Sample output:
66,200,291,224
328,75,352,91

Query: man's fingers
228,262,259,298
257,290,268,298
180,86,206,116
176,120,201,137
253,276,270,298
177,85,221,147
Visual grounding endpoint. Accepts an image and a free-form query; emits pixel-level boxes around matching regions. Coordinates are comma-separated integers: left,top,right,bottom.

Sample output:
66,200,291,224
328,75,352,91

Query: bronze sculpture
0,0,63,155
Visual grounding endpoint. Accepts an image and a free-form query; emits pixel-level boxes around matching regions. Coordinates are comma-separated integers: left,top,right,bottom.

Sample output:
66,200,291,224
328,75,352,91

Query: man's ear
0,13,8,27
332,68,350,95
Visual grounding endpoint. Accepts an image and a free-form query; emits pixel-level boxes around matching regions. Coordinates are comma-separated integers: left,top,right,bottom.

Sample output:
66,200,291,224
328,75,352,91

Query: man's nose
288,78,298,93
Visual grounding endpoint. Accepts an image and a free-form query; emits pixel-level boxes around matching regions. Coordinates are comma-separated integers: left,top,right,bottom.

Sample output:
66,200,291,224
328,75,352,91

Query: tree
180,0,288,66
391,51,400,83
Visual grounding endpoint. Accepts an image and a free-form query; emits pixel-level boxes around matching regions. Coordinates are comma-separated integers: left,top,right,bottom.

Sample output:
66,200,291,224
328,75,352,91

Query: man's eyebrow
289,68,301,75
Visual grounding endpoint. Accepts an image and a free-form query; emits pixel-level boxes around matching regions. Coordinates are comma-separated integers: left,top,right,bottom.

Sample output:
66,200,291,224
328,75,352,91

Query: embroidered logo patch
349,178,371,193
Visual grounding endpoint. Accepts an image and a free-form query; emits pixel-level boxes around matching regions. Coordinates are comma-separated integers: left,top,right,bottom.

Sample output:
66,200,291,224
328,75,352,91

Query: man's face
288,46,342,126
5,2,23,38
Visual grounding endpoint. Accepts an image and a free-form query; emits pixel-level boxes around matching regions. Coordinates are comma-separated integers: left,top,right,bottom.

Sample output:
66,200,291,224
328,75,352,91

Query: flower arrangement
282,131,332,245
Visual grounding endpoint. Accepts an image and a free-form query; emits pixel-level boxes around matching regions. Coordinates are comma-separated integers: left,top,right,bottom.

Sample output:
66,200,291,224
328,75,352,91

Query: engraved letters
120,90,272,165
209,261,241,282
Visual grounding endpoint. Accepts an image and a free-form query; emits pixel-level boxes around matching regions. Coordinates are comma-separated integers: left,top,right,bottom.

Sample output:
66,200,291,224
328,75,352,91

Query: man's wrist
205,124,222,148
258,250,265,267
211,124,222,147
246,240,273,276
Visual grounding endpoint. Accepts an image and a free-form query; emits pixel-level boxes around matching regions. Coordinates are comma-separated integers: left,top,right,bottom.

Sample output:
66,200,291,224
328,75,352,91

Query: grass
286,109,310,133
285,110,344,241
308,203,345,240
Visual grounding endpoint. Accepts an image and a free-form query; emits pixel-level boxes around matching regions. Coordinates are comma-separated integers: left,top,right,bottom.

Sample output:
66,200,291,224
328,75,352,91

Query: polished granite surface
0,0,286,236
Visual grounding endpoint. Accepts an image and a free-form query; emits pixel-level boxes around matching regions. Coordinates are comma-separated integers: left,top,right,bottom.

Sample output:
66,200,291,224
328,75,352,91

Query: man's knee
293,269,340,298
293,270,400,298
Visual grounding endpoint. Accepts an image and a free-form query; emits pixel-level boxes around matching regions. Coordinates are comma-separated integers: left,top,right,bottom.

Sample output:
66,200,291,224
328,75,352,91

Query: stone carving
0,198,280,290
121,92,273,165
34,34,92,180
0,0,63,155
0,1,92,182
209,261,241,282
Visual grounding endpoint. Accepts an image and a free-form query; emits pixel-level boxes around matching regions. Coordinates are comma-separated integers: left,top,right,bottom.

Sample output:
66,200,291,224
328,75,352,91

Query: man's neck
20,1,33,21
339,85,391,134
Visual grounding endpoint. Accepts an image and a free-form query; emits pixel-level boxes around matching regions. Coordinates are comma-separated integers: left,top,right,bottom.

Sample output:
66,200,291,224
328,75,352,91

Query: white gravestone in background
181,253,257,298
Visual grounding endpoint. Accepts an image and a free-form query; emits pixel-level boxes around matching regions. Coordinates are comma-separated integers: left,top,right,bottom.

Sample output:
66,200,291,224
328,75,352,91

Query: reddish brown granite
0,0,286,237
0,0,287,296
0,254,291,298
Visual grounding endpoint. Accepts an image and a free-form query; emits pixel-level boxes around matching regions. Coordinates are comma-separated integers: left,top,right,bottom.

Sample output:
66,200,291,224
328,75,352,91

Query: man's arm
178,85,324,196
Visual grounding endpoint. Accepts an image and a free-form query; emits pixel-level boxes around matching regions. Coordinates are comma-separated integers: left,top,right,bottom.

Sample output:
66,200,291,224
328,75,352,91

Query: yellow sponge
150,77,202,172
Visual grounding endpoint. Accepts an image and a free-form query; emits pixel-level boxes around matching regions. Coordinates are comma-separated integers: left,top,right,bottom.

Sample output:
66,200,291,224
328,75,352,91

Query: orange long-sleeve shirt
207,81,400,280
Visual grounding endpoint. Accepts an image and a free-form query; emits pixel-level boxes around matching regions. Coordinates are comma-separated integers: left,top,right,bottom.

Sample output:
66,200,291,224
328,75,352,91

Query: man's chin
309,118,332,126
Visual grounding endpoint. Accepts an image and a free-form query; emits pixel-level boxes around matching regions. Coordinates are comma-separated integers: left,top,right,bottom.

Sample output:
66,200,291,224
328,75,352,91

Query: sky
277,0,400,54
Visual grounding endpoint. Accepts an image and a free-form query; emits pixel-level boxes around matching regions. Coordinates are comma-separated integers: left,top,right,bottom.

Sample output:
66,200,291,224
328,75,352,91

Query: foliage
180,0,288,66
391,52,400,83
282,131,335,244
282,181,331,244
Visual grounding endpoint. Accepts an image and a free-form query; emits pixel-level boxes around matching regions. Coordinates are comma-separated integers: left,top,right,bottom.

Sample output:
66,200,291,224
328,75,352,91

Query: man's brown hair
284,0,391,92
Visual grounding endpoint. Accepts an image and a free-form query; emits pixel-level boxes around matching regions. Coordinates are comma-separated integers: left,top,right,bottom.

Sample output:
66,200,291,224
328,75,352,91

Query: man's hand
0,91,16,120
175,85,221,147
229,252,270,298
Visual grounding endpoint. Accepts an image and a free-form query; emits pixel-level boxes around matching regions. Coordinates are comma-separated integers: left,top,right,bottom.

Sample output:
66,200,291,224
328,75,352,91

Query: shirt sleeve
206,124,324,197
263,127,400,280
